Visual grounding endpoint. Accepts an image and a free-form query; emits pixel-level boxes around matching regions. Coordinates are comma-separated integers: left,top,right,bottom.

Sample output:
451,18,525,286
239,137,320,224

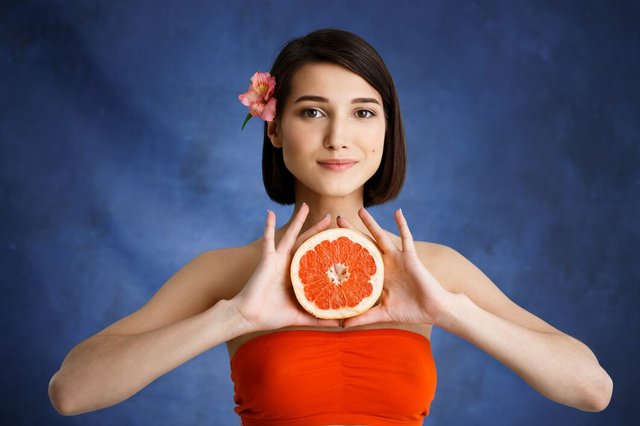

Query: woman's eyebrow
351,97,381,105
294,95,381,105
294,95,328,103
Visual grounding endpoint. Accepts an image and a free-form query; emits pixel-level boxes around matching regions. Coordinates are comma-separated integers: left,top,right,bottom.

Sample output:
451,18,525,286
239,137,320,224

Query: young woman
49,29,613,425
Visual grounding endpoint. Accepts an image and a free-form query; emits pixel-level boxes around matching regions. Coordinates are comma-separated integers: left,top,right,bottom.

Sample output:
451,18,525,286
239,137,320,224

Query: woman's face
268,62,386,201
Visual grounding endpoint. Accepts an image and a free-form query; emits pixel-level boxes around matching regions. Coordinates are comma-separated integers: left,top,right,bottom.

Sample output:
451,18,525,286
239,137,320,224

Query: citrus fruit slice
290,228,384,319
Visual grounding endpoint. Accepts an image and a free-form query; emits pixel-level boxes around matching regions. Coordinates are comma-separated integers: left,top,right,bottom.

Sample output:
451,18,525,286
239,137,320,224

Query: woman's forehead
288,63,382,104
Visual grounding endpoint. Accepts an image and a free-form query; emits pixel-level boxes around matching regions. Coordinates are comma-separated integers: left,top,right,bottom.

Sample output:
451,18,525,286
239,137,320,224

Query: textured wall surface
1,0,638,425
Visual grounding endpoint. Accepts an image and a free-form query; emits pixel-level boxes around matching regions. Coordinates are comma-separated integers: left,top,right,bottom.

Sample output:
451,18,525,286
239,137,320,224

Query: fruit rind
290,228,384,319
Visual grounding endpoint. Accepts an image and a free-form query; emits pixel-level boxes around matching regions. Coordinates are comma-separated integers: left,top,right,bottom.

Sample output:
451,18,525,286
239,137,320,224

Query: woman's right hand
231,203,340,331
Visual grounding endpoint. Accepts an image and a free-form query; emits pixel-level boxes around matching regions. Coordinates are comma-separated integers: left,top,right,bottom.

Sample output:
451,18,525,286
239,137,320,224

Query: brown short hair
262,28,406,207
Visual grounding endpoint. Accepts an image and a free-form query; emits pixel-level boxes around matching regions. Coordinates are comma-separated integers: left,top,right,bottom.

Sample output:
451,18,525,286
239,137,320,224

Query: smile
317,160,358,172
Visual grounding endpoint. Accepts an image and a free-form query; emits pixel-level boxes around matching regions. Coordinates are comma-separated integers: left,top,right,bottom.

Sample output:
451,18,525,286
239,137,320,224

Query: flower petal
239,89,261,107
249,102,265,117
260,97,277,122
239,71,277,128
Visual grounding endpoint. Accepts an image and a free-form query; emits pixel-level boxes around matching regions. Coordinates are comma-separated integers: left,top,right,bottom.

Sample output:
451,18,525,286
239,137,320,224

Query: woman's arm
341,208,613,412
48,250,253,415
49,205,338,415
425,244,613,412
49,301,248,415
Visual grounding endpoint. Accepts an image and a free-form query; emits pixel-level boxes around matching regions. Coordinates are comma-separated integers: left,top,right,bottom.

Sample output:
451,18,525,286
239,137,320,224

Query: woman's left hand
340,208,453,328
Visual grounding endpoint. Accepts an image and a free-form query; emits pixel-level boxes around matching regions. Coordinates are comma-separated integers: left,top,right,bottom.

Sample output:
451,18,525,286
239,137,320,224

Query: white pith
326,262,349,285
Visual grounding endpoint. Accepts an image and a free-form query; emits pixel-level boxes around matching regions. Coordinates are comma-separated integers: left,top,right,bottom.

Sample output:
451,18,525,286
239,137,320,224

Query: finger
336,215,357,231
395,208,416,254
342,306,390,328
278,203,310,251
263,210,276,255
358,207,396,253
286,303,341,328
336,216,381,247
308,318,341,328
294,213,331,250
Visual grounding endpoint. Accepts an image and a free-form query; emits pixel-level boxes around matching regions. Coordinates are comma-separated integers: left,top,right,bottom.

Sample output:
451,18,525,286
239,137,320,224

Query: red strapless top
230,328,437,426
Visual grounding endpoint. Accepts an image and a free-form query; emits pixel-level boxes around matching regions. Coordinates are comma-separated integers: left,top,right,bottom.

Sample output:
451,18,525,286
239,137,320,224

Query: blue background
1,0,638,425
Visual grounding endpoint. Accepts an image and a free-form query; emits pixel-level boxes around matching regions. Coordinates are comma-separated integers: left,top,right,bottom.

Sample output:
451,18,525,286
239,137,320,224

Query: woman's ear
267,120,282,148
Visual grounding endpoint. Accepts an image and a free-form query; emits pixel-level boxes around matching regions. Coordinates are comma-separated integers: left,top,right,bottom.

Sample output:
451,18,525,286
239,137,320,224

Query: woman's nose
323,117,350,150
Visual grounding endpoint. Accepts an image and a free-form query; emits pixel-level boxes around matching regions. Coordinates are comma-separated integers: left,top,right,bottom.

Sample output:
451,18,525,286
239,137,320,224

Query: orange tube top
230,328,437,426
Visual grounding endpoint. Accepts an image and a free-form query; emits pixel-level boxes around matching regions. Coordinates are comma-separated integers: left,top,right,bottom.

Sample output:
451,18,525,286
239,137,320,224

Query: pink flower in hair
239,71,277,129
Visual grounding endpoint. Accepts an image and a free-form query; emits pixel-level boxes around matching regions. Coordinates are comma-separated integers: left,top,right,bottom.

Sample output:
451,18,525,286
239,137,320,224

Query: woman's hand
232,203,340,332
341,208,454,328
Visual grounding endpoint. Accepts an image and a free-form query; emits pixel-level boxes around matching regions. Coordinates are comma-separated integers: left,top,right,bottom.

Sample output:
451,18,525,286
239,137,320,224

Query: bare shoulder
384,231,460,292
412,240,463,293
412,239,505,302
183,241,263,300
99,240,262,336
411,238,560,333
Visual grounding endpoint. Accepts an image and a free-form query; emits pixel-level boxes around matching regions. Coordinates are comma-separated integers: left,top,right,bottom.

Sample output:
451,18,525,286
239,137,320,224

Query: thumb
342,306,389,328
313,318,341,328
293,313,341,328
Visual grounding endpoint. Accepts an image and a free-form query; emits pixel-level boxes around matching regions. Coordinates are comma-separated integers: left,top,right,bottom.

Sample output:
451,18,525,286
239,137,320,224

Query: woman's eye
302,109,323,118
355,110,374,118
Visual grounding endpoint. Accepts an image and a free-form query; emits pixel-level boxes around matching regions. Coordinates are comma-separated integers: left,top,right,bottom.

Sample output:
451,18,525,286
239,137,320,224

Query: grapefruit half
290,228,384,319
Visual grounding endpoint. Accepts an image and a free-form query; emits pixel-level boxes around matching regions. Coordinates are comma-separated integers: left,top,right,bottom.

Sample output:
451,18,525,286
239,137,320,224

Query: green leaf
241,113,252,130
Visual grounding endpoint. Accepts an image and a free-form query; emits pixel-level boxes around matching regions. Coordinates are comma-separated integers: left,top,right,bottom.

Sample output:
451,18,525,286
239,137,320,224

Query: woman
49,29,612,425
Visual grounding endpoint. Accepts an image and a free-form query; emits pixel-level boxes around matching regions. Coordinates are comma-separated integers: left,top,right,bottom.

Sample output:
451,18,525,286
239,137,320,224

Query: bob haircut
262,28,406,207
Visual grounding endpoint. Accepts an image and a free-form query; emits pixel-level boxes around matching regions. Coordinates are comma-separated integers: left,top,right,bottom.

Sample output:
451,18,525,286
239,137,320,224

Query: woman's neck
280,192,371,239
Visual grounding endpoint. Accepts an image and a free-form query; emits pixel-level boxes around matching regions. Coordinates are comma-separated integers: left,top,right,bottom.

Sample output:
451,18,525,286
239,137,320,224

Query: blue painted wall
1,0,638,424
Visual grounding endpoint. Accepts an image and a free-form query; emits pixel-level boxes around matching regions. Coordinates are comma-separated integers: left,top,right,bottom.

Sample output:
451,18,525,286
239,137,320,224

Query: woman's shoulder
413,239,456,259
146,238,265,308
197,238,262,267
411,238,497,297
414,241,465,288
384,230,458,263
192,239,263,297
97,239,264,336
384,231,473,293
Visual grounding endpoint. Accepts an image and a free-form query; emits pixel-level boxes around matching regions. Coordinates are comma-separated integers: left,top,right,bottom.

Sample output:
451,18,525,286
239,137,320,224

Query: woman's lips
317,160,357,171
